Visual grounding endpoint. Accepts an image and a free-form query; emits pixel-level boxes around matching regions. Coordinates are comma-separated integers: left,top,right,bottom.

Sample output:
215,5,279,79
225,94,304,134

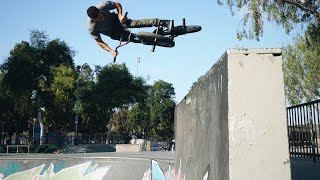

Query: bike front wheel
137,32,175,48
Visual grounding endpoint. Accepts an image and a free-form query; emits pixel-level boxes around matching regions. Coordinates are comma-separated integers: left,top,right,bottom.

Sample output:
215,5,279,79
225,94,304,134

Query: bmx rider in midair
87,1,173,59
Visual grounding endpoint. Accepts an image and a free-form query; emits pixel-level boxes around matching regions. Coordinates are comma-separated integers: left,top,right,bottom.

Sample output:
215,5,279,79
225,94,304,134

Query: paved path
291,158,320,180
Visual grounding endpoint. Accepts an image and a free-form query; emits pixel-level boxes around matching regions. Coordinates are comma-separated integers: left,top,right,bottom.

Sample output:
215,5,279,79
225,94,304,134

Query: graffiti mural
0,158,179,180
142,159,185,180
0,162,110,180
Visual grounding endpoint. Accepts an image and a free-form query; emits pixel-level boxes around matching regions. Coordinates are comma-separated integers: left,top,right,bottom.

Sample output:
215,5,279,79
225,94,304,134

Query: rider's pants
110,18,159,43
125,19,159,28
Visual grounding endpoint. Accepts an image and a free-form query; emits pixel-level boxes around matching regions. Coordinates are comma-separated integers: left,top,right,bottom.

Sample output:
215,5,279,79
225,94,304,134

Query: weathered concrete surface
0,152,174,180
175,52,229,180
175,48,291,180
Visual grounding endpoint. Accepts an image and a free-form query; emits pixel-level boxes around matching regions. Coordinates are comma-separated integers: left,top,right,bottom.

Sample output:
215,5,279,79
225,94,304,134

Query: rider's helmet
87,6,99,19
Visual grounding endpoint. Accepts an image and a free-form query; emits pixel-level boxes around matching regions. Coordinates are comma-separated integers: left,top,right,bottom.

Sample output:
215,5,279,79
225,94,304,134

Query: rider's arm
95,38,117,58
113,2,126,23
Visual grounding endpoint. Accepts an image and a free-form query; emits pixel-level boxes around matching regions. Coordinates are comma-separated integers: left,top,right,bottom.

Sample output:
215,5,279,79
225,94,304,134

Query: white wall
227,49,291,180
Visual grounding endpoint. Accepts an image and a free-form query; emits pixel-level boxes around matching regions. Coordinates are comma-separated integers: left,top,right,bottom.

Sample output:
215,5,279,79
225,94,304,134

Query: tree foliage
0,30,76,144
148,80,175,141
218,0,320,40
126,102,150,138
79,63,149,141
46,65,77,130
283,35,320,105
0,30,177,144
0,41,35,142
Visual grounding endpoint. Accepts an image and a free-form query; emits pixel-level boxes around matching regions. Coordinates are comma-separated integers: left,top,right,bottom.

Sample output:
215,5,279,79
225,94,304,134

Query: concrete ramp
0,152,174,180
175,48,291,180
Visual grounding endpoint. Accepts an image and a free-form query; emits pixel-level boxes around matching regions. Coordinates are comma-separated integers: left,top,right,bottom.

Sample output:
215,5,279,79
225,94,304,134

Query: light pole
75,66,81,145
32,118,36,145
137,57,141,77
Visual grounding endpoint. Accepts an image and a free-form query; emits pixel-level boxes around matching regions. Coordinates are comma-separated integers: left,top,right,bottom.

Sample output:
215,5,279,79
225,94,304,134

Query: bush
0,146,5,153
30,144,58,153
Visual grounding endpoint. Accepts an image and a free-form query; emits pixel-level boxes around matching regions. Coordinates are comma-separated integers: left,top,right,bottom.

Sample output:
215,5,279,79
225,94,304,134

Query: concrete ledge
116,144,141,152
227,48,282,55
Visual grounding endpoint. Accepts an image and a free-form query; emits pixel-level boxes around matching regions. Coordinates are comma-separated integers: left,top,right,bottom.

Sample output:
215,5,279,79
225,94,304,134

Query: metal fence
0,134,108,146
287,99,320,162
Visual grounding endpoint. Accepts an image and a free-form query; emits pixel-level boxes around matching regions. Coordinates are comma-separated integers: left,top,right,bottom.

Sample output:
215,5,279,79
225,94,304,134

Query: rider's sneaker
159,20,173,32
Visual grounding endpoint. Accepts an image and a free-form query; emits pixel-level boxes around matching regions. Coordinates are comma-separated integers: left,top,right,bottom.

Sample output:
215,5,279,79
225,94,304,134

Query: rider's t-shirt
87,1,118,40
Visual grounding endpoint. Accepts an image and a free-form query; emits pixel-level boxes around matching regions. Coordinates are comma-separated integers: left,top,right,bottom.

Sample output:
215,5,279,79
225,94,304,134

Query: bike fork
151,19,175,52
151,26,160,52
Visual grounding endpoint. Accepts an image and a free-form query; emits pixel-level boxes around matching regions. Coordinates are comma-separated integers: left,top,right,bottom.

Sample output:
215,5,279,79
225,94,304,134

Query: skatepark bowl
1,48,320,180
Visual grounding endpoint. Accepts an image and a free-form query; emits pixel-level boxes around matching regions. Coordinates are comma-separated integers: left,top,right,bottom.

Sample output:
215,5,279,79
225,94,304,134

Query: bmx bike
113,12,202,62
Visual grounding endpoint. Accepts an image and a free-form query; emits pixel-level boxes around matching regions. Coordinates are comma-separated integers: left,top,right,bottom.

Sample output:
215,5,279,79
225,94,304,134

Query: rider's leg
110,29,140,43
110,19,141,43
125,19,172,31
125,19,158,27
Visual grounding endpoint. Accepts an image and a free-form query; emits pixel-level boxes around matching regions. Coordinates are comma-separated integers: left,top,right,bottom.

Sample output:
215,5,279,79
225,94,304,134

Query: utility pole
137,57,141,77
75,78,79,143
75,66,81,145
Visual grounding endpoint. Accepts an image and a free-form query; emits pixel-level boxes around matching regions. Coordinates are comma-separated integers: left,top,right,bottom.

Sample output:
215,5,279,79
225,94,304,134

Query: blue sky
0,0,296,102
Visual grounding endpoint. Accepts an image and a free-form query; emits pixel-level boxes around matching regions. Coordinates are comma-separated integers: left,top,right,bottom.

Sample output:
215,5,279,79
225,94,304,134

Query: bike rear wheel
171,25,202,36
137,32,175,47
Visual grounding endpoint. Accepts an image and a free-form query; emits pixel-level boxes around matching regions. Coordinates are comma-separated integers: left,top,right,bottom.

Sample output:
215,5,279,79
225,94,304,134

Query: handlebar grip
124,12,128,17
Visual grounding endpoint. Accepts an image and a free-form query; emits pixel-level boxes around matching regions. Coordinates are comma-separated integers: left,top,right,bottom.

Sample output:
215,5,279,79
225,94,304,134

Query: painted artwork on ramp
142,160,185,180
0,162,110,180
0,159,186,180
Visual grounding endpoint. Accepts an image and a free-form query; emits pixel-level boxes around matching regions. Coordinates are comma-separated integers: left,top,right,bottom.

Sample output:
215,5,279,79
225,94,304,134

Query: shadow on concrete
291,158,320,180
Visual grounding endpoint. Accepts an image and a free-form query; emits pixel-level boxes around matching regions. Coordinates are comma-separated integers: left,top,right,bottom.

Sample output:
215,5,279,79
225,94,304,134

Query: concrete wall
175,48,291,180
175,53,229,180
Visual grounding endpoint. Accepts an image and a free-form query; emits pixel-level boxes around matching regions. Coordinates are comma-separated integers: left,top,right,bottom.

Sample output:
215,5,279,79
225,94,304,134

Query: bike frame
113,28,132,62
113,13,192,62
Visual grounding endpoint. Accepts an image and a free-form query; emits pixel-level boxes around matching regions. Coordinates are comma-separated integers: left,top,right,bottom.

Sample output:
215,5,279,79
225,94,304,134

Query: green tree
148,80,175,141
0,42,35,144
126,102,150,139
31,30,75,144
283,35,320,105
81,87,107,135
0,73,15,144
47,65,77,132
77,64,105,135
218,0,320,40
112,106,131,143
1,29,76,145
92,63,147,143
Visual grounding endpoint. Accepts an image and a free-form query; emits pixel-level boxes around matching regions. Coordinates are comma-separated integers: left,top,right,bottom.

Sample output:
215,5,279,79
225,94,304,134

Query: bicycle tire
171,25,202,36
137,32,175,47
154,39,175,47
137,32,167,40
